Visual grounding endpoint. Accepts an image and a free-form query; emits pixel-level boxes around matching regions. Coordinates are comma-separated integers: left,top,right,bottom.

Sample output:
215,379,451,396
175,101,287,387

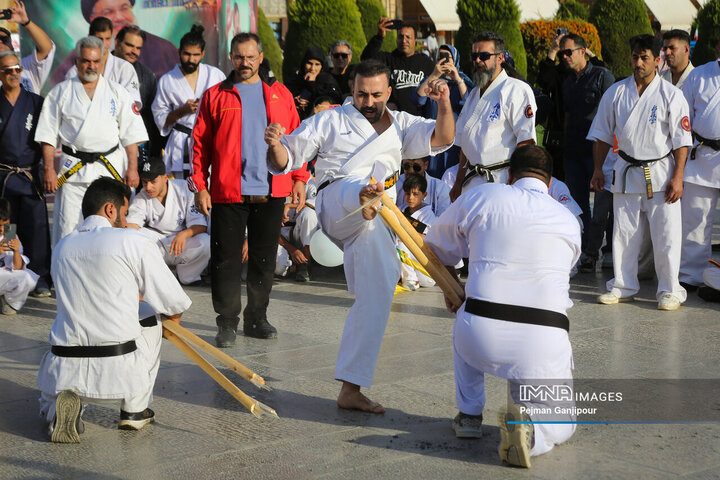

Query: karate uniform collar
480,69,509,99
78,215,113,232
513,176,549,194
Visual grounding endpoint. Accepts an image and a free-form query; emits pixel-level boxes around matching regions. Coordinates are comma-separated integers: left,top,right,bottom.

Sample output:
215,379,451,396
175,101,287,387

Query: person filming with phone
0,198,39,315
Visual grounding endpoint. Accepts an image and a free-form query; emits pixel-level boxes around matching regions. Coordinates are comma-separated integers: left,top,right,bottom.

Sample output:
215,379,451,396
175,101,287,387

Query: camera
387,19,404,30
0,9,12,20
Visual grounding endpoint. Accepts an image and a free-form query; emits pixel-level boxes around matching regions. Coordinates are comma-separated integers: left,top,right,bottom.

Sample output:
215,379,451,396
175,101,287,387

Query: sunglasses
403,162,422,173
470,51,500,62
332,52,349,59
0,65,22,74
559,48,582,57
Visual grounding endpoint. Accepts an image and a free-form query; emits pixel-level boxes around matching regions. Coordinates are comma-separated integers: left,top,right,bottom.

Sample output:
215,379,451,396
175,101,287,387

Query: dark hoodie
285,46,343,118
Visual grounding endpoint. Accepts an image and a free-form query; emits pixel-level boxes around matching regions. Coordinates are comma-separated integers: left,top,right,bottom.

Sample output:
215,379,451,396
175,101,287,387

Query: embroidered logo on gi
559,195,570,203
63,158,73,168
524,104,534,118
681,115,691,132
190,204,200,214
649,105,657,125
177,210,184,226
132,102,141,115
109,98,117,116
131,81,138,90
25,113,33,131
487,102,501,122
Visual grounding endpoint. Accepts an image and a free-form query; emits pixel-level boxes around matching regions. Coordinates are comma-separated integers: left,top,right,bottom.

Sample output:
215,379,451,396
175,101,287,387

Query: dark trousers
210,198,285,329
3,177,51,289
564,155,595,254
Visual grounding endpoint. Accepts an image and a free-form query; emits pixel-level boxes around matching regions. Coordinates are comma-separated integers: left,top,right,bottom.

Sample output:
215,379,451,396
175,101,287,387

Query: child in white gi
0,199,39,314
398,174,437,290
126,157,210,285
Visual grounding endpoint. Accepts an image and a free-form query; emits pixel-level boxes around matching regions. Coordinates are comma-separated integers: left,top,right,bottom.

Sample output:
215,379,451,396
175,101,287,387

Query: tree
355,0,396,52
455,0,527,77
283,0,367,81
589,0,652,78
257,7,284,82
692,0,720,66
555,0,589,21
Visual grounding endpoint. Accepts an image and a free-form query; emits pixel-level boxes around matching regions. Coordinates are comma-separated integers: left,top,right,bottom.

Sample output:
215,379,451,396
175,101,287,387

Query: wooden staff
164,329,278,419
370,178,465,306
162,320,269,390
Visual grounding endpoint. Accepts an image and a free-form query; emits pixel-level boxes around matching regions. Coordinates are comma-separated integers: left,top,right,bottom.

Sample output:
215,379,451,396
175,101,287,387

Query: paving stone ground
1,239,720,478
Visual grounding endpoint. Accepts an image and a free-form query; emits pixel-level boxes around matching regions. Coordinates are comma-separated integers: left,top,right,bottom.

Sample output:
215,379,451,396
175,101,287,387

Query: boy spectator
0,198,39,314
398,173,436,290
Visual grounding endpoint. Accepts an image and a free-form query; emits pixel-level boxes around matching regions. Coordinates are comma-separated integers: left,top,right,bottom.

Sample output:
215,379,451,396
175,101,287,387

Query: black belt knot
617,150,669,199
463,161,510,186
464,297,569,332
61,145,119,165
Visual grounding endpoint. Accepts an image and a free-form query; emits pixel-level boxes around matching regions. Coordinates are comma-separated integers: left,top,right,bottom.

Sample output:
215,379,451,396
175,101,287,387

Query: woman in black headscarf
285,46,343,119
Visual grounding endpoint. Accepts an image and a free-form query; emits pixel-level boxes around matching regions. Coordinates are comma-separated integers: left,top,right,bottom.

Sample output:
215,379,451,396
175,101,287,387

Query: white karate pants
317,178,400,387
52,182,89,247
397,241,435,287
453,307,575,457
292,206,320,247
680,182,719,286
39,303,161,423
607,193,686,301
0,267,39,310
140,229,210,285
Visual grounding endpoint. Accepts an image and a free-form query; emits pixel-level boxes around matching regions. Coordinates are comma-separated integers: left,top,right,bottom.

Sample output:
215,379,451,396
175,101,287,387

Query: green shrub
692,0,720,66
521,20,602,85
589,0,652,78
555,0,589,21
257,7,284,82
455,0,527,77
283,0,367,80
355,0,396,52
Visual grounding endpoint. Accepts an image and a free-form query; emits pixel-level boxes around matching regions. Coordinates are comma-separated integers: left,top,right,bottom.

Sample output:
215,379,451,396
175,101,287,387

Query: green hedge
692,0,720,66
555,0,589,21
589,0,652,78
455,0,527,77
355,0,396,52
257,7,284,82
283,0,367,80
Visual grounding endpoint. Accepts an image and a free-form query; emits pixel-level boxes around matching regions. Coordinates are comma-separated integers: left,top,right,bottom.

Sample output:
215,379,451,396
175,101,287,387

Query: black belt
51,340,137,358
317,170,400,193
139,316,158,327
617,150,669,199
59,144,121,187
464,298,569,332
691,132,720,160
173,124,193,177
462,161,510,186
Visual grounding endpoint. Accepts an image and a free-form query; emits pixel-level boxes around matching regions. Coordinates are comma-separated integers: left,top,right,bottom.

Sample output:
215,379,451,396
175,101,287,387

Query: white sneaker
657,294,681,311
402,280,419,291
597,292,634,305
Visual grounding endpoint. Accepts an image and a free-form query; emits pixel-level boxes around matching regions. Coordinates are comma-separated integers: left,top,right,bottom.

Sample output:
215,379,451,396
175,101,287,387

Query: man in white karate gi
127,156,210,285
425,145,580,468
265,59,454,413
679,48,720,289
38,177,191,443
450,31,536,201
65,17,141,108
589,34,692,310
35,36,147,246
152,25,225,178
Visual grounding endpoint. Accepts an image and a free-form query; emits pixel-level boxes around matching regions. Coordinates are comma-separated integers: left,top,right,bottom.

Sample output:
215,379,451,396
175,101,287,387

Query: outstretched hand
359,183,384,221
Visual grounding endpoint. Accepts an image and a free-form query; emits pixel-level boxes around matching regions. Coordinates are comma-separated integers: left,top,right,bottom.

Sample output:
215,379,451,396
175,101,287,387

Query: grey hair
75,36,104,59
0,50,20,62
329,40,352,55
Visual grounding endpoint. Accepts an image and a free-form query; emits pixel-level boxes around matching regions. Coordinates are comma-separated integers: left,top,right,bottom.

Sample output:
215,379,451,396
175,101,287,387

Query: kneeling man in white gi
425,145,580,468
37,177,191,443
127,156,210,285
589,34,691,310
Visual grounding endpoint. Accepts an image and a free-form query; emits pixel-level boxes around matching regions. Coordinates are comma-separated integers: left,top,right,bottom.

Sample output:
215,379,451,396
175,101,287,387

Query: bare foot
337,382,386,414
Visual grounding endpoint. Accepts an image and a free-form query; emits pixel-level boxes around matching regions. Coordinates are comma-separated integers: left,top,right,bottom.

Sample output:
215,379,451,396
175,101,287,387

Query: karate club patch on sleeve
524,104,534,118
681,115,691,132
132,102,142,115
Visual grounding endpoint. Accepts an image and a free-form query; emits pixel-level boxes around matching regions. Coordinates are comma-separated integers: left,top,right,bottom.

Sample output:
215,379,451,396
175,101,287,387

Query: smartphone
438,51,451,64
557,28,567,36
388,19,404,30
3,223,16,242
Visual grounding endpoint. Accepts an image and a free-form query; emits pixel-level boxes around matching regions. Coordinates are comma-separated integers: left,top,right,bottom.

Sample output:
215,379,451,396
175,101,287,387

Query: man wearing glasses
559,33,615,273
0,50,52,297
451,32,536,201
329,40,353,96
396,157,450,216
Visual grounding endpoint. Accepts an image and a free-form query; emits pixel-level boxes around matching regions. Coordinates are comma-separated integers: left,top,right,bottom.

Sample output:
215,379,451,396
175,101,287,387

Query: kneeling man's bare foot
337,381,386,413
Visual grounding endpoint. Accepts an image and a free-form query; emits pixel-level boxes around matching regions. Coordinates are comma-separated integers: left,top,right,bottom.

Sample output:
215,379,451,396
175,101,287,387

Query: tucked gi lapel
71,76,111,148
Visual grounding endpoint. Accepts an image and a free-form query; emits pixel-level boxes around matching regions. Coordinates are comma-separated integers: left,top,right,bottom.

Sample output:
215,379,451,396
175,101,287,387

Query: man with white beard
450,32,537,201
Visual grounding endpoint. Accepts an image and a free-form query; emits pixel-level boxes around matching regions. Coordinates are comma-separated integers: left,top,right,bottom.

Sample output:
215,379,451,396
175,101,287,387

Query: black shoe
698,286,720,303
31,287,52,298
578,256,596,273
215,325,237,348
680,282,699,292
295,263,310,282
244,318,278,339
119,408,155,430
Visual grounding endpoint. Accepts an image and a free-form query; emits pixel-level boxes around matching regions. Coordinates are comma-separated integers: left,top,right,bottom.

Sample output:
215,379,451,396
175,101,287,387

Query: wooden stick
164,329,278,419
162,320,269,390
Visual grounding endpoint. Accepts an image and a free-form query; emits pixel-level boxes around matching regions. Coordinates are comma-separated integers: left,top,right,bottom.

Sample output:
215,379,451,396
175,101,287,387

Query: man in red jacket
189,32,309,347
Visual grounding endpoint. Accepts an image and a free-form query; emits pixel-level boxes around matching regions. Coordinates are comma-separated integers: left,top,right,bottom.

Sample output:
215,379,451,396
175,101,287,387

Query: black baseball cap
138,156,166,180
